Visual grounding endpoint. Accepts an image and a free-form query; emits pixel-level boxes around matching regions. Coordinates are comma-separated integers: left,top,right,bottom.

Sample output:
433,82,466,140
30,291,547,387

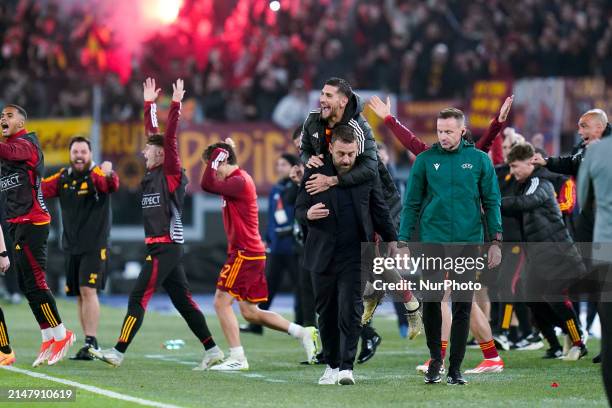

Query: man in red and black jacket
90,79,221,370
0,104,75,366
42,136,119,360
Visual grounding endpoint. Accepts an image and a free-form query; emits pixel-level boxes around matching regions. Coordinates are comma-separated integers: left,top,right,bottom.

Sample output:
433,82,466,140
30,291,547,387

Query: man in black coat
531,109,611,243
531,108,611,362
503,143,588,361
295,125,398,385
300,77,404,363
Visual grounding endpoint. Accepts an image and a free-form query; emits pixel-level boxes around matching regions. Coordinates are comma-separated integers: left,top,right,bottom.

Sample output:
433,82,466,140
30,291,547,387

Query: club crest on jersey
433,163,440,170
312,132,319,139
462,163,473,169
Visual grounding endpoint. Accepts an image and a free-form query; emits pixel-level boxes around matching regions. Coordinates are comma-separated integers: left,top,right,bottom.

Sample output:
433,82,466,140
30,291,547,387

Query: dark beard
71,161,92,176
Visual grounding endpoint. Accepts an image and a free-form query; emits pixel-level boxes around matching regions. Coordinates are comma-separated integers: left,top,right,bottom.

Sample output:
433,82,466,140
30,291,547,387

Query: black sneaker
239,324,263,335
513,332,544,351
424,359,443,384
593,353,601,364
70,345,95,361
447,369,468,385
357,333,381,364
542,347,563,359
493,333,511,351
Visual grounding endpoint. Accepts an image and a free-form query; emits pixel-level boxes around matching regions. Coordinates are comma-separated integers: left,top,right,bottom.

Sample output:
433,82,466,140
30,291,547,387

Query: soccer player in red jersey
0,104,75,366
90,78,220,370
201,141,319,370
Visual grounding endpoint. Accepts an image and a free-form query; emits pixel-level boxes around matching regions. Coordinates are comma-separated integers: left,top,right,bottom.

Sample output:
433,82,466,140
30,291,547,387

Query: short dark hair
437,107,465,122
147,134,164,147
203,142,237,165
507,143,535,163
69,136,91,150
330,125,356,145
324,77,353,99
292,126,302,141
280,153,299,167
4,104,27,120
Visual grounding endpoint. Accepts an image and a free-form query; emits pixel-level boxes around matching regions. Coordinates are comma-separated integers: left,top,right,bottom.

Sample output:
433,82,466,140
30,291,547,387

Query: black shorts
65,248,108,296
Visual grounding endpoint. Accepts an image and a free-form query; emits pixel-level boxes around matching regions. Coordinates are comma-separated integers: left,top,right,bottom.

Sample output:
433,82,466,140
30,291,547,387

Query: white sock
405,298,420,313
206,345,222,355
50,323,66,341
229,346,245,360
41,328,53,342
288,323,305,339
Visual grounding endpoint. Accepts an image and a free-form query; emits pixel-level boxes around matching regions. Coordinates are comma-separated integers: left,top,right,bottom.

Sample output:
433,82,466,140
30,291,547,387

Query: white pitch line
1,365,185,408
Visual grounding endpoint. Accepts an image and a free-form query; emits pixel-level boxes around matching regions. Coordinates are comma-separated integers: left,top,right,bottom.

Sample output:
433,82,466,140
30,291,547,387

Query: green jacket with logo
398,139,502,243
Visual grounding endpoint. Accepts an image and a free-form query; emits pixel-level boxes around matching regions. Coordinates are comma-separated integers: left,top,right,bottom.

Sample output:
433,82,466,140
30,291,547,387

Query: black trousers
299,254,317,327
421,245,478,372
312,254,363,370
0,219,18,295
527,302,582,349
114,243,213,352
9,223,62,329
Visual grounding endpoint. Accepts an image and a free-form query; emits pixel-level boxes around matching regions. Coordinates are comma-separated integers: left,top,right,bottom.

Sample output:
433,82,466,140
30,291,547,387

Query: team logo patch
89,273,98,284
433,163,440,170
146,255,152,261
100,248,107,261
461,163,473,169
312,132,319,139
15,244,21,251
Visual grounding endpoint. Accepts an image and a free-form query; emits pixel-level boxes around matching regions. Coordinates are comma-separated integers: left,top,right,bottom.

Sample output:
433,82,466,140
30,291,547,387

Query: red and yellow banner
101,122,297,194
396,100,463,146
27,118,93,166
469,80,512,132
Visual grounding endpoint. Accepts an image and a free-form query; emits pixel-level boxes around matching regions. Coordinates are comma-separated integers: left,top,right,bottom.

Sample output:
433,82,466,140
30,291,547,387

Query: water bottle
163,339,185,350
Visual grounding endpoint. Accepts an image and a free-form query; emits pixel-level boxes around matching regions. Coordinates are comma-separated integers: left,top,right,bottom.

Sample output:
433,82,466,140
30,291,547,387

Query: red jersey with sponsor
0,129,51,224
201,153,266,254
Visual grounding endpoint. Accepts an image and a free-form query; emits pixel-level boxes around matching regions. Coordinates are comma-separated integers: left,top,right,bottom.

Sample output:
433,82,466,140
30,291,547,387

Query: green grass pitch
0,299,607,407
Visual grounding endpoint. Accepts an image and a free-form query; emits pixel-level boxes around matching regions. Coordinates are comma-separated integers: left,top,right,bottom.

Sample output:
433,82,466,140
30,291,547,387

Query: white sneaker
89,347,124,367
405,301,422,340
318,365,339,385
562,334,571,356
193,348,225,371
209,357,249,371
338,369,355,385
563,345,587,361
301,326,319,364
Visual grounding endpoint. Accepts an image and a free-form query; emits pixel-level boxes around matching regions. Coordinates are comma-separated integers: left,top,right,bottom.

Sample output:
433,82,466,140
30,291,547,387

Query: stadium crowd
1,0,612,123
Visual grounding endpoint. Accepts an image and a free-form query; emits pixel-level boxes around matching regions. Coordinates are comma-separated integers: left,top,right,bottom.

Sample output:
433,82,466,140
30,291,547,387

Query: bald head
578,109,608,145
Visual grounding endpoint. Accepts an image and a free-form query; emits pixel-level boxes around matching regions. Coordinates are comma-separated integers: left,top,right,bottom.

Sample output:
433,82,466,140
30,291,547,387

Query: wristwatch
0,251,8,257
